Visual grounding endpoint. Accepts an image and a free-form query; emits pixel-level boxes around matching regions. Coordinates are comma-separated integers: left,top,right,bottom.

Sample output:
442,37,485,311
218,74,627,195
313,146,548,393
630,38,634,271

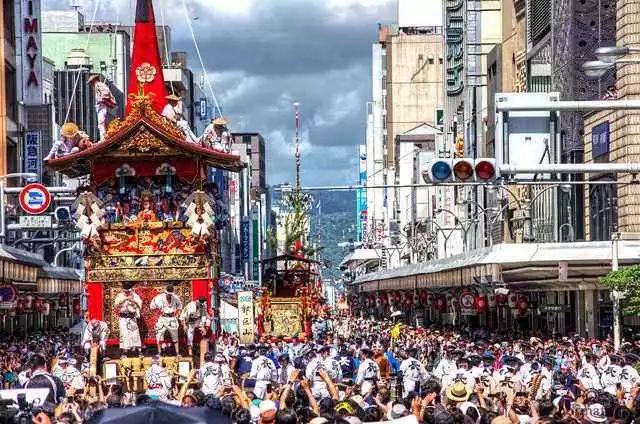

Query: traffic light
422,158,498,183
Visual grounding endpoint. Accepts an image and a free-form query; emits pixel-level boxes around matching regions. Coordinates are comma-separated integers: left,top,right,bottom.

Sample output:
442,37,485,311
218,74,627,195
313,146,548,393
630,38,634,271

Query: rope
180,0,223,118
159,0,175,95
63,0,102,125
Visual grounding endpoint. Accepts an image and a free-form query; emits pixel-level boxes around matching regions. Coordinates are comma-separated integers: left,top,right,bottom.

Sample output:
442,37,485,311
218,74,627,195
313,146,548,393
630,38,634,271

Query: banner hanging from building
19,0,43,104
237,290,255,345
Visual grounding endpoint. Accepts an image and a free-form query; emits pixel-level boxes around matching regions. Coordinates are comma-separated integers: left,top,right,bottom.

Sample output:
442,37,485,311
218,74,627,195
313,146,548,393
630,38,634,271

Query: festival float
45,0,244,382
257,191,325,340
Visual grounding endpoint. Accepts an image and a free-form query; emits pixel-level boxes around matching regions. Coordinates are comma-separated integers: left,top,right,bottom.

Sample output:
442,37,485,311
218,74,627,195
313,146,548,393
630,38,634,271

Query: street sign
19,183,51,215
19,215,52,229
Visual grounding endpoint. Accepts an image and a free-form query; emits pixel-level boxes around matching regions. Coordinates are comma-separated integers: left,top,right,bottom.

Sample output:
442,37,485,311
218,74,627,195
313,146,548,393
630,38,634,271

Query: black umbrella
89,401,233,424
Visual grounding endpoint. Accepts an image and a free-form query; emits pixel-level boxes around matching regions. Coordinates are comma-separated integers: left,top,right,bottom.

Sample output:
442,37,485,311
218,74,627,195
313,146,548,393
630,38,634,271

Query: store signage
19,183,51,214
539,304,567,313
199,98,207,120
445,0,464,96
19,214,51,228
459,291,476,315
237,291,255,345
592,120,610,159
241,217,250,262
23,131,41,177
20,0,43,104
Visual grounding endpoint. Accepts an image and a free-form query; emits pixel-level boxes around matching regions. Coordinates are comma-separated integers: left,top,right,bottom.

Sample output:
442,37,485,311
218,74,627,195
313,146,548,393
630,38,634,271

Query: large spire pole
294,101,301,191
126,0,168,115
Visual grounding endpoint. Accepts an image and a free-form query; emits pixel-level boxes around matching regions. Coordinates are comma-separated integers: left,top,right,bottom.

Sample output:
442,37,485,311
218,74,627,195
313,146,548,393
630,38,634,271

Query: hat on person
446,382,470,402
165,284,174,293
165,94,181,102
387,403,408,420
585,403,607,423
259,400,277,414
212,116,230,126
87,75,101,84
61,122,80,138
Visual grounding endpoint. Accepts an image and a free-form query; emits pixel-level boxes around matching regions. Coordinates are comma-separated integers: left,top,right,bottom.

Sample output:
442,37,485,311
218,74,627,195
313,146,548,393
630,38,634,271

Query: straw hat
87,75,101,84
212,116,229,126
446,382,470,402
60,122,80,138
165,94,181,101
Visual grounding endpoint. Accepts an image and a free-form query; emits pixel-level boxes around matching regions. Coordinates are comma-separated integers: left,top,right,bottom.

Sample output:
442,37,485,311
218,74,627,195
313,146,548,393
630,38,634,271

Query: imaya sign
237,291,255,345
19,0,43,104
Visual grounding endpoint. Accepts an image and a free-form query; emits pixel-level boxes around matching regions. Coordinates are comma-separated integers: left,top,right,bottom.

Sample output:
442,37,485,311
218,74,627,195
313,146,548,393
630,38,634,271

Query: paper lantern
59,294,68,308
25,295,34,310
380,292,388,306
474,295,488,313
393,291,402,305
487,293,497,308
517,296,528,313
72,299,81,315
375,293,382,308
426,292,435,307
496,293,507,305
435,296,446,311
43,302,50,316
419,290,429,304
507,293,519,309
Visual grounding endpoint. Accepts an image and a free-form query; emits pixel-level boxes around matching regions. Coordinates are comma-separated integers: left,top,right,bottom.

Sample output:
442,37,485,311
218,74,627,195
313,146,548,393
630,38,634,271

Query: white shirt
400,357,428,385
114,291,143,317
355,358,380,385
145,364,172,398
180,300,210,325
82,320,109,345
199,361,231,395
250,355,277,382
150,293,182,316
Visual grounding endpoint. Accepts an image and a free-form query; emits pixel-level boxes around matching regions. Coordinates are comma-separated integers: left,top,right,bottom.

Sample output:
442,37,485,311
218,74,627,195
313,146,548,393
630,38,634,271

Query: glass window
589,175,617,241
4,0,15,47
5,63,17,122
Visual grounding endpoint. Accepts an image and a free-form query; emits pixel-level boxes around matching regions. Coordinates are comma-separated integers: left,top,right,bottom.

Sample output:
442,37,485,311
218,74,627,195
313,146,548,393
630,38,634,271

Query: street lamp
0,173,40,243
595,46,640,63
582,60,616,79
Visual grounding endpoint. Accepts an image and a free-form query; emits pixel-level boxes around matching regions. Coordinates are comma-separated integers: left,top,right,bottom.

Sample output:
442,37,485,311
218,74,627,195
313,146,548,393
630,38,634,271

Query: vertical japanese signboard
241,216,250,262
356,144,368,241
20,0,43,104
237,291,255,345
445,0,464,96
23,131,41,176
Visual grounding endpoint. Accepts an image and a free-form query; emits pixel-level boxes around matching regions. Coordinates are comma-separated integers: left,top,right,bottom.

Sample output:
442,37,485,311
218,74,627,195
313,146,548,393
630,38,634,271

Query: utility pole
612,232,621,352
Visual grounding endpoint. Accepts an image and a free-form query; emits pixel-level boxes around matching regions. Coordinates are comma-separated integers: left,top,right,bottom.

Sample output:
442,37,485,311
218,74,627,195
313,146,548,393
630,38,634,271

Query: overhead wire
63,0,102,125
180,0,224,118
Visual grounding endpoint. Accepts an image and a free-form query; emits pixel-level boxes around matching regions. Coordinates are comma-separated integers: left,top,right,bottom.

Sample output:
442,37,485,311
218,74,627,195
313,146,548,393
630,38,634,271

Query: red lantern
16,298,25,314
474,295,487,313
380,292,388,306
435,296,446,311
34,298,44,313
369,294,376,307
419,290,429,304
517,296,528,313
404,292,413,308
393,291,402,304
72,299,81,315
496,293,507,305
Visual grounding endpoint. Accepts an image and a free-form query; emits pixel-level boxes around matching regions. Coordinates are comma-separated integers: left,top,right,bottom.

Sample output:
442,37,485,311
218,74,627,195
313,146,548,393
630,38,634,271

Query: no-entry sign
19,183,51,215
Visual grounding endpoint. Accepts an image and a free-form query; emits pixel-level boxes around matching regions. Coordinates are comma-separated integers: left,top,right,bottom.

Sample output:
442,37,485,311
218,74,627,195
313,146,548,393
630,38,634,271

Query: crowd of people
3,319,640,423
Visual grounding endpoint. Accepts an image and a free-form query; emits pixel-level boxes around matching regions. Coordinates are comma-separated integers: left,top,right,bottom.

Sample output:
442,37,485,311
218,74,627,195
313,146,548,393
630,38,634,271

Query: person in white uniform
53,356,84,394
113,282,143,356
161,94,198,143
88,75,116,141
399,347,428,397
145,356,172,400
81,313,110,355
249,345,277,399
355,347,380,395
150,284,183,355
180,296,211,357
198,352,232,396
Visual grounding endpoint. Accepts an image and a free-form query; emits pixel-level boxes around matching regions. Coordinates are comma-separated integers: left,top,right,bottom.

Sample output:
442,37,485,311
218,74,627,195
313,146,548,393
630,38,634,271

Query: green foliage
599,264,640,315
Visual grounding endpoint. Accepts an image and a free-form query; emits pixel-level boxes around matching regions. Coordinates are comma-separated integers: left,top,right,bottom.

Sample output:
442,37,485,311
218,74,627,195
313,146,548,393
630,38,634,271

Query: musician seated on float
44,122,94,160
161,94,198,144
199,116,231,152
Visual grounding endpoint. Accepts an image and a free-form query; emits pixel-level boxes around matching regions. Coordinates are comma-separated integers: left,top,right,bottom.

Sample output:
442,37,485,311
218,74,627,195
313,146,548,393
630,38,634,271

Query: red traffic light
475,160,496,180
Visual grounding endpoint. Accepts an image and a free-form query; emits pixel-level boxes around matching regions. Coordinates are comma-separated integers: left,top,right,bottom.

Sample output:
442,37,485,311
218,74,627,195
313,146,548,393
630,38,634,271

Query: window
5,63,17,122
4,0,15,47
589,175,617,241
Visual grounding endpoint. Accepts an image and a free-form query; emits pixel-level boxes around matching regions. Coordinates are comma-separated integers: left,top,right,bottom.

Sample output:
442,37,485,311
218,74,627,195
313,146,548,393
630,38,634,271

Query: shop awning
354,240,640,291
340,249,380,269
0,245,49,285
37,267,82,294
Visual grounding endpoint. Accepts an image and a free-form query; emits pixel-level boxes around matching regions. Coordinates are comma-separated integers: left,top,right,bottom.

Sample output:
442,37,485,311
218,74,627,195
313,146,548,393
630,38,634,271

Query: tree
599,264,640,315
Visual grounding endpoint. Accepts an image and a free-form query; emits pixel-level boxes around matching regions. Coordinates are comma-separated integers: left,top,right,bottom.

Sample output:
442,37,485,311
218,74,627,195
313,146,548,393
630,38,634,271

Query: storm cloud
43,0,395,186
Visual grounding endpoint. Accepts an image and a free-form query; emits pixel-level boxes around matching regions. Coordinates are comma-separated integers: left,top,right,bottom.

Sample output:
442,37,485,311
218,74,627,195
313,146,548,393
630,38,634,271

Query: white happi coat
179,300,211,346
355,358,381,395
199,361,232,395
249,355,277,399
305,355,329,399
82,320,110,352
578,363,602,390
145,364,172,400
400,357,429,397
150,293,182,342
114,291,143,350
53,365,84,391
621,365,640,393
601,364,622,395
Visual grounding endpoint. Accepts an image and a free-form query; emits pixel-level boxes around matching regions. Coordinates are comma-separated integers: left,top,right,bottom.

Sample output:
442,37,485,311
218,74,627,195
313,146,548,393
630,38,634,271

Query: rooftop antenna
70,1,81,11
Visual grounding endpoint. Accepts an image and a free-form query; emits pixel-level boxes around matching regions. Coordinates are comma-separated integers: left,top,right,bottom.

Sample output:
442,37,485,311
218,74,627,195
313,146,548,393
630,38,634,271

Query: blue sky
44,0,396,186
